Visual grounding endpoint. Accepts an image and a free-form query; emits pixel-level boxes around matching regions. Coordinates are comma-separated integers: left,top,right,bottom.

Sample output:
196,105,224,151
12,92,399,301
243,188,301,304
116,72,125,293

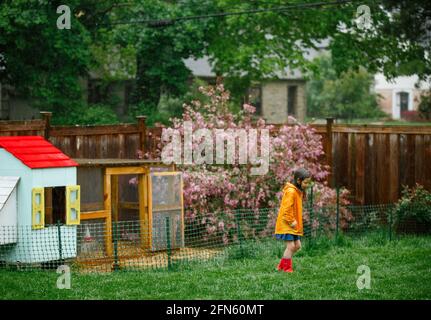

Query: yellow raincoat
274,182,304,236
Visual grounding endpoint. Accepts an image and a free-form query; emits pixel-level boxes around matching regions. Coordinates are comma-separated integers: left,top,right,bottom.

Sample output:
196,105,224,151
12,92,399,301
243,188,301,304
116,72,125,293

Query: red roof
0,136,78,169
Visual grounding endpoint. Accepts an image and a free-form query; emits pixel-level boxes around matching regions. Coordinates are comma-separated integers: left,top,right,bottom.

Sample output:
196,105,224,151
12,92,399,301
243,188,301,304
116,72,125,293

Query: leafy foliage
108,0,212,114
331,0,431,81
418,91,431,120
2,0,431,125
392,184,431,234
307,54,386,120
0,0,94,117
51,103,120,126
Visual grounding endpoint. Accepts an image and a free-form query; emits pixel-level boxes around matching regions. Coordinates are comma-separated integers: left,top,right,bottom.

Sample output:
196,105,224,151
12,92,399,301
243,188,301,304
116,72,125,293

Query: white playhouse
0,136,80,264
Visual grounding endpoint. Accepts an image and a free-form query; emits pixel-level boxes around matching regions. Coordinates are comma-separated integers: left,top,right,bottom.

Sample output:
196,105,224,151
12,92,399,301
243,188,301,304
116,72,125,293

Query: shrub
401,110,424,122
307,54,386,121
134,84,351,244
392,184,431,234
418,91,431,120
52,103,119,125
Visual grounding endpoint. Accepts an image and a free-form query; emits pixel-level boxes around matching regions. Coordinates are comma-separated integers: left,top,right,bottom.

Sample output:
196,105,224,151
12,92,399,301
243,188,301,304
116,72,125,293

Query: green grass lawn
1,235,430,300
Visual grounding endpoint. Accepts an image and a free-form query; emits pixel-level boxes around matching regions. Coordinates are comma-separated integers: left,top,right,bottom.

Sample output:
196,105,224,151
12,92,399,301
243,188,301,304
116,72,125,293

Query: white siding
0,177,19,244
0,176,20,210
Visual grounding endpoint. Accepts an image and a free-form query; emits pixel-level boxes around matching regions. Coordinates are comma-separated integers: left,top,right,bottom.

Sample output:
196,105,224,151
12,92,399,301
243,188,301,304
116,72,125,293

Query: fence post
166,216,172,270
388,208,392,241
40,111,52,140
113,222,120,271
309,185,314,240
326,117,334,187
336,186,340,240
235,211,244,258
136,115,147,156
57,220,63,264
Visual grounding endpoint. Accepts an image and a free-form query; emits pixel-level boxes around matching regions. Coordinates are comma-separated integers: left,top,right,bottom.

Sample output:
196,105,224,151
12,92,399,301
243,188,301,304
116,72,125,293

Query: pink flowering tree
136,84,351,244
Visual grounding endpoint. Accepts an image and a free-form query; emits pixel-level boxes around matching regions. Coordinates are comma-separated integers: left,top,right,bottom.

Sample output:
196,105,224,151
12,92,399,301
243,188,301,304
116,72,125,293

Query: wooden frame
77,159,183,258
80,210,109,220
65,185,80,225
104,171,113,256
80,165,151,257
139,168,150,248
148,171,184,250
31,187,45,229
105,167,146,175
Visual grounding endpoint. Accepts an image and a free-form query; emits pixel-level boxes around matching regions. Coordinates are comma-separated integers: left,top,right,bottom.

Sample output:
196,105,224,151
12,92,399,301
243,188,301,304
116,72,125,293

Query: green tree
130,0,431,109
2,0,431,125
331,0,431,81
105,0,212,116
0,1,93,117
0,0,128,124
307,54,385,121
418,91,431,120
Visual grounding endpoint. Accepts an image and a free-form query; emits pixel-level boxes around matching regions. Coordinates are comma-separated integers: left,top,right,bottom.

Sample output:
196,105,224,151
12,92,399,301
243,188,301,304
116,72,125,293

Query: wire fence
1,202,429,273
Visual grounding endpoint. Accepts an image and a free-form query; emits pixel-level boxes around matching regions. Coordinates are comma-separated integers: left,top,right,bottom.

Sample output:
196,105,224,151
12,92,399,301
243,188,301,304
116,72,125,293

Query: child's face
300,178,313,190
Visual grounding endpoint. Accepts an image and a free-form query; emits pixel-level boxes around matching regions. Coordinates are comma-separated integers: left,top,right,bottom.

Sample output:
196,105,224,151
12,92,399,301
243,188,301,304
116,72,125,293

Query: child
274,168,312,273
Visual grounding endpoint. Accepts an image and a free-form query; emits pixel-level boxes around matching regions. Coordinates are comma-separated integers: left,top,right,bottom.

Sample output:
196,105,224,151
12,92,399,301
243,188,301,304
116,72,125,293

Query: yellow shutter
32,187,45,229
66,185,80,225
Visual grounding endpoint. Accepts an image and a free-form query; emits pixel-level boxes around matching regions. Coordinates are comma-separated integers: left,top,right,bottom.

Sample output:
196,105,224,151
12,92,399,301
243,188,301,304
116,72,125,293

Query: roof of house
183,56,303,80
0,176,20,211
0,136,78,169
183,43,329,80
374,74,431,91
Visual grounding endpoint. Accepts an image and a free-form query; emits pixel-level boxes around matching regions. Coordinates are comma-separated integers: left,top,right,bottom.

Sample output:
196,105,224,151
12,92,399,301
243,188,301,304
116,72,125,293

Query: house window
246,85,262,116
53,187,66,224
288,86,297,116
398,91,409,112
88,79,110,104
32,186,80,228
124,80,134,111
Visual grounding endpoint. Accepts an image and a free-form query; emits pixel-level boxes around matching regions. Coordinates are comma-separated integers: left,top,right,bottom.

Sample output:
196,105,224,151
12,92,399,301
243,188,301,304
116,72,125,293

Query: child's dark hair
292,168,311,191
294,168,311,181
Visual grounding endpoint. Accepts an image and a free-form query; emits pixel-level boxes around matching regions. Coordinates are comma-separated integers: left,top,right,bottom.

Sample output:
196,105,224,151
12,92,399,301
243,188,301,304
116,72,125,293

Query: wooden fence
310,121,431,204
1,112,430,205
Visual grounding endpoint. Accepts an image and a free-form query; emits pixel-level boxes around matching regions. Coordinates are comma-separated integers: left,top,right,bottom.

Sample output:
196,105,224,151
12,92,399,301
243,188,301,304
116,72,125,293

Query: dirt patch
75,241,224,273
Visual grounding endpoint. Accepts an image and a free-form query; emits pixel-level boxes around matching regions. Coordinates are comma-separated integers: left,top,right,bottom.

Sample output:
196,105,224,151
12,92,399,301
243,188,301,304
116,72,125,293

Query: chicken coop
0,136,80,264
75,159,185,268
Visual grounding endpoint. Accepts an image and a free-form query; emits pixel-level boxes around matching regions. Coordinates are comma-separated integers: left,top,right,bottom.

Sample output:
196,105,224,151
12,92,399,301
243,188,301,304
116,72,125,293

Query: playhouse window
66,185,80,225
46,187,67,224
32,188,45,229
33,186,80,227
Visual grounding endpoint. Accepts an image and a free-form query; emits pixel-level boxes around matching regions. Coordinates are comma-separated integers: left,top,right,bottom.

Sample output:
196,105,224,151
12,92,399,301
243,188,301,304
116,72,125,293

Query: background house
374,74,431,120
183,57,307,123
0,82,41,120
0,41,330,124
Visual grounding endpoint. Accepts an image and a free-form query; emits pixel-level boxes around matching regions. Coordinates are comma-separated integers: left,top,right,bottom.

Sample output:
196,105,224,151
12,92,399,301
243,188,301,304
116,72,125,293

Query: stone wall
262,80,306,123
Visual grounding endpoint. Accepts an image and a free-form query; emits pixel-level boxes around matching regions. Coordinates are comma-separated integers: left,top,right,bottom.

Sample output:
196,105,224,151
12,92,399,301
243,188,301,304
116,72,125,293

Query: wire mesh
0,203,429,272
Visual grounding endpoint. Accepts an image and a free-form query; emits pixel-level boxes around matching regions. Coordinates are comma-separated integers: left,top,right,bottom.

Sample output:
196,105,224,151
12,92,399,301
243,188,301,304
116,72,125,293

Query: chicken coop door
149,172,184,251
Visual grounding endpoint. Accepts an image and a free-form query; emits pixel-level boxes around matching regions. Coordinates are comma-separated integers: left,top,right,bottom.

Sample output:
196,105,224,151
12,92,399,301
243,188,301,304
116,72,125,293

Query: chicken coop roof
0,136,78,169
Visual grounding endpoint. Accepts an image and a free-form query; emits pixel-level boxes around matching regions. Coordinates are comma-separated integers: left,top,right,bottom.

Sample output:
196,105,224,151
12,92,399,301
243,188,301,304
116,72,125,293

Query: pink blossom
243,104,256,114
135,83,349,245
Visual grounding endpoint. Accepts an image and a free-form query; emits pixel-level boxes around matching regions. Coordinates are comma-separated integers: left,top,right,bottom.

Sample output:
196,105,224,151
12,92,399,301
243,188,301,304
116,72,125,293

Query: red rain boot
283,258,293,273
277,258,286,271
